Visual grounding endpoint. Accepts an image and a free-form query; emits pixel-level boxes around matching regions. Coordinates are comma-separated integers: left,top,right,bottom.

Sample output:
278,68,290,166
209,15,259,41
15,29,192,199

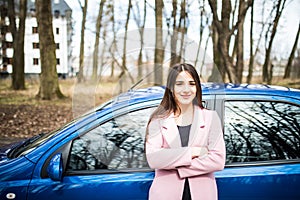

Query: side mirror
47,153,63,181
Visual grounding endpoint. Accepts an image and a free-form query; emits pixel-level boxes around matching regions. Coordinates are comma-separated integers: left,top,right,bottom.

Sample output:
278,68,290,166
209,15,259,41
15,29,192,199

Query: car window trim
225,158,300,168
65,168,154,176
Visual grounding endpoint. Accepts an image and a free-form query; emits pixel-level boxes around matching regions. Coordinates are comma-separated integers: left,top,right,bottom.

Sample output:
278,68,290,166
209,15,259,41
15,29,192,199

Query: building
0,0,73,78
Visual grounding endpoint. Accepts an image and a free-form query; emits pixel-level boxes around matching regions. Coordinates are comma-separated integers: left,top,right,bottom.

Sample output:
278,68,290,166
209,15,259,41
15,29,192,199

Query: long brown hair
149,63,204,121
145,63,204,147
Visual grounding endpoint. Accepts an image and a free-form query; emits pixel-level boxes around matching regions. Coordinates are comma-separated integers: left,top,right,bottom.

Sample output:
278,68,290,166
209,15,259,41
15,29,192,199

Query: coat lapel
161,107,206,148
188,106,205,146
161,113,182,148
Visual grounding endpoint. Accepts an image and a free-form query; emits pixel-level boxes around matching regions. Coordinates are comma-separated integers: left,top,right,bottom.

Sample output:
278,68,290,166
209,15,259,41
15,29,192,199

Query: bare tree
108,0,118,78
247,0,254,83
131,0,147,80
92,0,106,82
283,23,300,79
119,0,134,83
8,0,26,90
208,0,252,83
77,0,88,83
194,0,209,69
154,0,164,85
35,0,64,99
235,0,247,83
262,0,287,84
169,0,187,67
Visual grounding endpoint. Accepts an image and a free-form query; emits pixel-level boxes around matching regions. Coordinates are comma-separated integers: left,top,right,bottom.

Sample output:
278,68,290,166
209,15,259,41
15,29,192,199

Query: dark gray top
177,124,191,147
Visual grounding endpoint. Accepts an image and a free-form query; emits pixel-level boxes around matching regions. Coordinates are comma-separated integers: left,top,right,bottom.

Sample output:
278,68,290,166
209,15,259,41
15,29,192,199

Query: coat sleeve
145,118,192,170
177,111,226,178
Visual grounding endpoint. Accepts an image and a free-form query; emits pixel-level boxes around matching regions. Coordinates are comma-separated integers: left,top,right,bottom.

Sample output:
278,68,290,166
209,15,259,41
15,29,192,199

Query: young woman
145,63,226,200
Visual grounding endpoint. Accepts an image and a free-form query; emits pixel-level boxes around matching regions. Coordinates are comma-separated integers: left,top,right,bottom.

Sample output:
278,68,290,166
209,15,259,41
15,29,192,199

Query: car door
27,103,157,200
215,94,300,200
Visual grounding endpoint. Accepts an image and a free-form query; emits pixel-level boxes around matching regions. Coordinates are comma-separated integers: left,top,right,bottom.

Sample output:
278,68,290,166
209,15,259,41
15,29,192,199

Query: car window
224,101,300,164
67,107,156,171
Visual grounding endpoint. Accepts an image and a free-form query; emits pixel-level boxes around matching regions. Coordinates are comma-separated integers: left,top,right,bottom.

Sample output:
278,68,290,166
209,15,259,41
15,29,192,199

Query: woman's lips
181,95,191,99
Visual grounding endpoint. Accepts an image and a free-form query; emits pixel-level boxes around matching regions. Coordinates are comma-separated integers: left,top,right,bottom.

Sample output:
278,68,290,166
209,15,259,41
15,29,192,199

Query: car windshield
8,130,57,158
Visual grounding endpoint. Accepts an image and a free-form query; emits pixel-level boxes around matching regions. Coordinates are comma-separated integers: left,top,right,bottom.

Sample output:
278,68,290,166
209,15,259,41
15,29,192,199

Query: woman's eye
190,82,196,85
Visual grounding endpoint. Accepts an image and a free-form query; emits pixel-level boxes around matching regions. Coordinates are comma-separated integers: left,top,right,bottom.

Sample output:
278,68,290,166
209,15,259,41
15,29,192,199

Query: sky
64,0,300,65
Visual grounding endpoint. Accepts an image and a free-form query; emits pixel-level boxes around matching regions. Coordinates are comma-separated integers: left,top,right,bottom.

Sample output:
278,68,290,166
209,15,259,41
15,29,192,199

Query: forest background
0,0,299,146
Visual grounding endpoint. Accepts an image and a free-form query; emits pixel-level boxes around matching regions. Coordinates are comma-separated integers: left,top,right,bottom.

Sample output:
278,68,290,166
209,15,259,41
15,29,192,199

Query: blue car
0,83,300,200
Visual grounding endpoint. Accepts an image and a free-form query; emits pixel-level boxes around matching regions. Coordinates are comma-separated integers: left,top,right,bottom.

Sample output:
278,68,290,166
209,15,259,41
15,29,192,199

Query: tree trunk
35,0,64,100
262,0,286,83
154,0,164,85
194,0,206,68
92,0,106,82
208,22,223,82
247,0,254,83
170,0,178,68
283,23,300,79
132,0,147,80
8,0,26,90
77,0,88,83
109,0,116,78
235,0,245,83
177,0,187,63
138,0,146,80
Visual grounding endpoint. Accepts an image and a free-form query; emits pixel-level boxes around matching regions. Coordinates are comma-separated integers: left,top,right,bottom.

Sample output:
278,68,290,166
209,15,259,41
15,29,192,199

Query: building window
56,43,60,49
33,42,39,49
3,57,13,65
54,10,60,18
8,58,13,65
56,58,60,65
5,42,13,48
32,27,38,34
33,58,39,65
56,27,59,34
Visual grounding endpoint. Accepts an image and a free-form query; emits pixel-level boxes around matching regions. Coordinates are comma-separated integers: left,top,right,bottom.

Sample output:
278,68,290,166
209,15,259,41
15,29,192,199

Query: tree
235,0,247,83
35,0,64,100
247,0,254,83
8,0,27,90
169,0,187,67
77,0,88,83
262,0,287,84
108,0,118,78
154,0,164,85
194,0,209,70
208,0,252,83
283,23,300,79
92,0,106,82
120,0,134,82
132,0,147,80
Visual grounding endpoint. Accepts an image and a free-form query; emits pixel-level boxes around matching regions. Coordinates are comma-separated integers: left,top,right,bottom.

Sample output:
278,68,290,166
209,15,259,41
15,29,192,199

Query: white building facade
1,0,73,77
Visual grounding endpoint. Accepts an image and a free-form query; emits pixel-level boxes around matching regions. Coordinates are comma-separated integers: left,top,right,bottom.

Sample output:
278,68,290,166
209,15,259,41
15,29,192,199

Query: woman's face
173,71,197,107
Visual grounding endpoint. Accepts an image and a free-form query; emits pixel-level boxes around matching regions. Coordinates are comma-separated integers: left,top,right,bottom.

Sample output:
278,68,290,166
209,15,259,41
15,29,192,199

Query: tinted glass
67,107,156,171
224,101,300,164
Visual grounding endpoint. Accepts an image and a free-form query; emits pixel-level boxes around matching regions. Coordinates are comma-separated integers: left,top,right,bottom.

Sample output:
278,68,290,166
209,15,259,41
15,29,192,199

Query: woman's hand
191,147,208,159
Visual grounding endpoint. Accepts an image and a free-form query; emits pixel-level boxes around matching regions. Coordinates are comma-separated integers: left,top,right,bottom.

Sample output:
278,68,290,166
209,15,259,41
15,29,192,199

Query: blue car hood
0,139,25,161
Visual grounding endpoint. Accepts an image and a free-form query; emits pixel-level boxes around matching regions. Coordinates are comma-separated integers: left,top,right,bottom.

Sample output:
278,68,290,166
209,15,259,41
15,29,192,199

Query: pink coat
145,107,226,200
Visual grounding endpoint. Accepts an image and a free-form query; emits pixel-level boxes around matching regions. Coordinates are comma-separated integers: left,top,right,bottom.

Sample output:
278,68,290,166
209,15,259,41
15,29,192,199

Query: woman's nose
182,84,190,92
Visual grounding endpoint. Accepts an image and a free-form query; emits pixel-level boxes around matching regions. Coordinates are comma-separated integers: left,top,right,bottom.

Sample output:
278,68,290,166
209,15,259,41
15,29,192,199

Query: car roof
102,83,300,109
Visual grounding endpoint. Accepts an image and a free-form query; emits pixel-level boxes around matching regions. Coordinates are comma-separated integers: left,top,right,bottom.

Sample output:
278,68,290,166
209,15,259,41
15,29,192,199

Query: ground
0,77,116,147
0,76,299,147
